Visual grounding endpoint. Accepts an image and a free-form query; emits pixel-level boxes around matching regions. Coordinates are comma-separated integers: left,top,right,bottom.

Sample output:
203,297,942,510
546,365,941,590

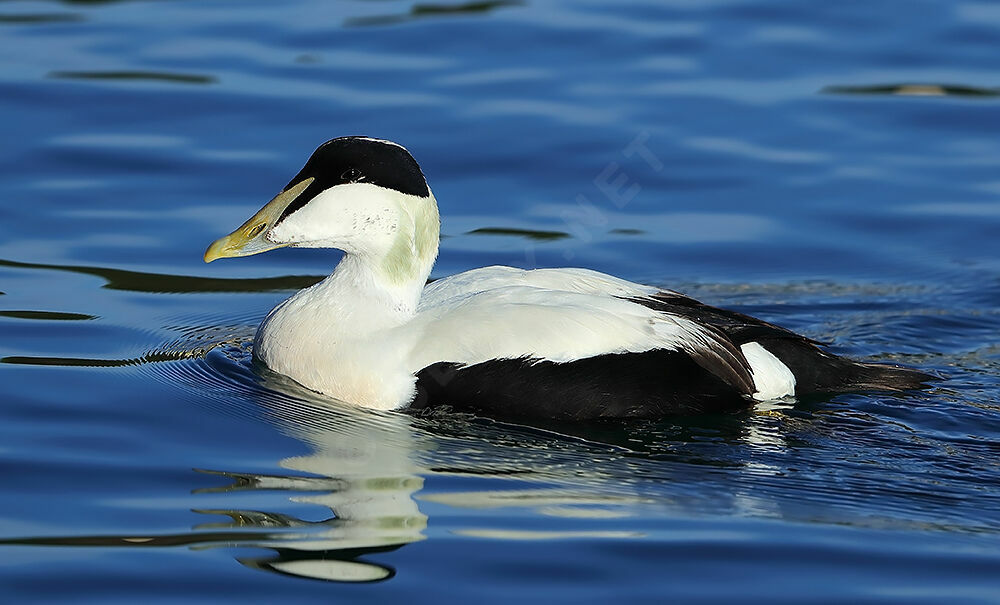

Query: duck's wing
405,285,756,407
420,266,667,308
633,291,819,346
424,267,804,345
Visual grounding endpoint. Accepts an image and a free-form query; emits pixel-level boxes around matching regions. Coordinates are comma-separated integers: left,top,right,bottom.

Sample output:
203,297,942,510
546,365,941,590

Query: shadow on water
821,83,1000,98
2,350,211,367
48,71,218,85
0,258,322,294
346,0,524,28
465,227,571,241
42,0,151,4
0,310,95,321
0,14,84,24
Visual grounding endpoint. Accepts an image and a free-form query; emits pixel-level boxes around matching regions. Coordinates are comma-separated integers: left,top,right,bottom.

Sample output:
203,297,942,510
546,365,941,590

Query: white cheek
268,184,405,250
267,221,295,243
351,207,398,237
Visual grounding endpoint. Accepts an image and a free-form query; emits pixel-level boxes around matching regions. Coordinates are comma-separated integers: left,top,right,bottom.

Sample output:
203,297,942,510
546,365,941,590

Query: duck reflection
0,394,427,582
227,373,660,582
0,353,819,584
194,377,430,583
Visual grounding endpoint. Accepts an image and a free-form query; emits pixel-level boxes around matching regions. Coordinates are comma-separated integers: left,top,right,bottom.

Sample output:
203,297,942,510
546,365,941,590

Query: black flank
411,350,755,422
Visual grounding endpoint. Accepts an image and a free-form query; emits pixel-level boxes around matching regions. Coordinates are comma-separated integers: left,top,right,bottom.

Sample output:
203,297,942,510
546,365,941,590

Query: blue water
2,0,1000,601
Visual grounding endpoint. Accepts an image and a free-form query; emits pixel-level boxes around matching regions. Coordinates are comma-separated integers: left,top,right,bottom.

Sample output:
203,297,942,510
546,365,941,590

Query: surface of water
2,0,1000,602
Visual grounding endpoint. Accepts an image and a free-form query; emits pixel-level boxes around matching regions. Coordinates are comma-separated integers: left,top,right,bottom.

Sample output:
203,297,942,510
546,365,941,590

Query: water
2,0,1000,601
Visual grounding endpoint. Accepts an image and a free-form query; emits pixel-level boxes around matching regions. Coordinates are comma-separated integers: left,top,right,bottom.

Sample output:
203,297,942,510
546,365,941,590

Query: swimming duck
205,136,931,420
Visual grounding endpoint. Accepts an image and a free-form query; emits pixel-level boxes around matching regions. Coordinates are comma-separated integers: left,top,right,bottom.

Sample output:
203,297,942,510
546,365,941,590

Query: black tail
844,361,936,392
758,338,935,394
630,292,936,396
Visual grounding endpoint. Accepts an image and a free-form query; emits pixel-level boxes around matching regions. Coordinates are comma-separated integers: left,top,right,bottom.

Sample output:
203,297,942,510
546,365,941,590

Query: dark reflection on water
2,353,190,367
822,83,1000,98
466,226,571,240
346,1,524,28
0,14,84,25
0,310,95,321
0,258,322,294
45,0,142,4
48,71,218,85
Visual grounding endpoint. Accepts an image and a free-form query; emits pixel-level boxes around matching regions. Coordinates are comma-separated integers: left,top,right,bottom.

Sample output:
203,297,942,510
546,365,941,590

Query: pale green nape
379,196,440,285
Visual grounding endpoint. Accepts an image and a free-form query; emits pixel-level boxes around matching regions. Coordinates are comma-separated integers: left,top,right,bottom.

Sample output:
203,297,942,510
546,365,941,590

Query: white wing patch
741,341,796,400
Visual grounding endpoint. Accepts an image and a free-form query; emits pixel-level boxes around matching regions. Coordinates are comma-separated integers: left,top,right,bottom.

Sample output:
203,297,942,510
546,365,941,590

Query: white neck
253,188,440,409
296,191,440,324
322,250,432,320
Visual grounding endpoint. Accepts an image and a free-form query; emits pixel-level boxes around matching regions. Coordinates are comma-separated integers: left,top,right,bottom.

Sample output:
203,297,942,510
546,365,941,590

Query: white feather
407,285,725,368
421,266,666,306
741,341,796,400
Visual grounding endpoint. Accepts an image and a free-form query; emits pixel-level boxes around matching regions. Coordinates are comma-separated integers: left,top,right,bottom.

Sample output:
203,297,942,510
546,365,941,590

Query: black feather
277,137,429,224
410,350,754,422
752,338,934,393
632,292,934,394
630,292,816,346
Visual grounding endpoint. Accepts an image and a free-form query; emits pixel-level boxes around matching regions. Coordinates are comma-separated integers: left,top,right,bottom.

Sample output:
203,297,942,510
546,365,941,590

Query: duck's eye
341,168,362,182
245,222,266,238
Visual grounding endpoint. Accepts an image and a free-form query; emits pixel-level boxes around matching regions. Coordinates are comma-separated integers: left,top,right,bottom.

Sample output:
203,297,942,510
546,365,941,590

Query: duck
204,136,932,421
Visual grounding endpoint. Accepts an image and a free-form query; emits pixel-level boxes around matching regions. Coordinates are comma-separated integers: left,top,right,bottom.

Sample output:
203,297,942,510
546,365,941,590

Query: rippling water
2,0,1000,602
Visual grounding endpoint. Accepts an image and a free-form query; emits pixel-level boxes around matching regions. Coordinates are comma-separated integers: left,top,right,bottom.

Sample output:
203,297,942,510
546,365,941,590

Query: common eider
204,136,932,420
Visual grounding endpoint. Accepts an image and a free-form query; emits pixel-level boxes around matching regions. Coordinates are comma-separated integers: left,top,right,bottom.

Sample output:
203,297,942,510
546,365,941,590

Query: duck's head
205,136,439,282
